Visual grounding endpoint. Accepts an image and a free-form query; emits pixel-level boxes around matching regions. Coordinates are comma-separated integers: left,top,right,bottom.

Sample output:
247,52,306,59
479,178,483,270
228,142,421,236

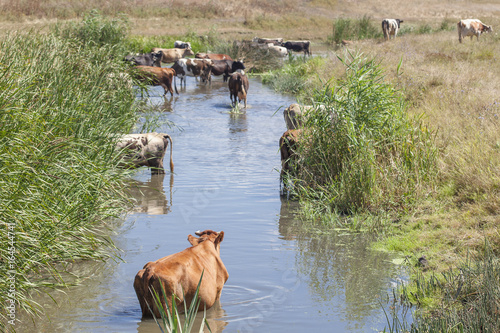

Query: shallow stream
18,75,405,332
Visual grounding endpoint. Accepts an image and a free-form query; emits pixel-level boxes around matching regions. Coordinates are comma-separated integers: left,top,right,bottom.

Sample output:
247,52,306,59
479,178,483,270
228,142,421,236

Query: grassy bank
0,13,139,329
263,19,500,330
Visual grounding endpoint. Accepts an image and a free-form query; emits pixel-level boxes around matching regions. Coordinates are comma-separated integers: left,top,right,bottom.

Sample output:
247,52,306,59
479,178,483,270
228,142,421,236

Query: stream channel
20,74,407,332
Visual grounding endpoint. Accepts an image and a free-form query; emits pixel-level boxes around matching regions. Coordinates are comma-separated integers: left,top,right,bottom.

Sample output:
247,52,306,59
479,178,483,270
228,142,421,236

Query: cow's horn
195,230,202,236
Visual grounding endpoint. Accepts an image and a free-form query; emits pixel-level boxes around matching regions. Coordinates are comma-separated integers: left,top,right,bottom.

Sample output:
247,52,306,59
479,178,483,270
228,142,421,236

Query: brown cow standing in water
135,66,178,97
228,71,249,108
134,230,228,318
279,129,303,182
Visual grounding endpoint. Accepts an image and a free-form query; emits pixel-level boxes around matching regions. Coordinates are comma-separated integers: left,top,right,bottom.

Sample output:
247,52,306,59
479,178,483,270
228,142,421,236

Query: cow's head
396,19,404,28
151,51,163,66
188,230,225,252
484,25,493,33
183,48,195,56
232,60,246,72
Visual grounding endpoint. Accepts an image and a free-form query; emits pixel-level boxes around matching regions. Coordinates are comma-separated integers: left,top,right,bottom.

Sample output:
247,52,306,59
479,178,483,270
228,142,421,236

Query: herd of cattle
120,16,494,318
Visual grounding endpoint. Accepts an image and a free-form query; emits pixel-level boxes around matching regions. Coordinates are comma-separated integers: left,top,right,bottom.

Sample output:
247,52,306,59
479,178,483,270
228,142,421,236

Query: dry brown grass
339,28,500,267
2,0,499,41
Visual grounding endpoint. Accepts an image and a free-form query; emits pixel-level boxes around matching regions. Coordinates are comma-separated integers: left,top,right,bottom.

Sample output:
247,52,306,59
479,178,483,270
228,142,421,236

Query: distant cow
135,66,178,97
382,19,403,40
171,58,213,87
116,132,174,175
124,51,163,67
134,230,228,318
174,40,191,49
279,129,303,181
152,47,195,63
195,53,233,61
457,19,492,43
267,44,289,57
252,37,284,45
228,71,249,108
282,41,311,56
210,60,246,82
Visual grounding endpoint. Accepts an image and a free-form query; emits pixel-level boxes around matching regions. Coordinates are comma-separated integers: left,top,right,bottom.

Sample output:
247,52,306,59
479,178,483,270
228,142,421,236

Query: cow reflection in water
127,173,173,215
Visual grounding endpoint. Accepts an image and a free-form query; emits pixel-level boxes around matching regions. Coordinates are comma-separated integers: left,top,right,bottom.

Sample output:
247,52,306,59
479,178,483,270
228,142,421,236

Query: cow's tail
164,134,174,172
457,22,462,43
382,20,389,40
172,69,179,94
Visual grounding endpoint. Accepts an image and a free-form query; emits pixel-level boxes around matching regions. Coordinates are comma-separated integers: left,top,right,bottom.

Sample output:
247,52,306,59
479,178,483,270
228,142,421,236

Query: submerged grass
0,13,139,329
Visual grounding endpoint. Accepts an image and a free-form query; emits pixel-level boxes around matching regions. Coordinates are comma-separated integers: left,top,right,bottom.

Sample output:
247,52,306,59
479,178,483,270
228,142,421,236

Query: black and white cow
382,19,404,40
124,51,163,67
174,40,192,49
282,41,311,56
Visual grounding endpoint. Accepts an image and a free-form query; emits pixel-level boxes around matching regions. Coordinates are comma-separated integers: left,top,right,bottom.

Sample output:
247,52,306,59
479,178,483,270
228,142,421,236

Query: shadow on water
127,173,174,215
15,75,407,333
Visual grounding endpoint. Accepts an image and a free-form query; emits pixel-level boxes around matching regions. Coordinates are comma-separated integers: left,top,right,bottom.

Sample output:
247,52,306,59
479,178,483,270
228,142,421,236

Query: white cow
382,19,404,40
174,40,192,49
116,132,173,174
457,19,492,43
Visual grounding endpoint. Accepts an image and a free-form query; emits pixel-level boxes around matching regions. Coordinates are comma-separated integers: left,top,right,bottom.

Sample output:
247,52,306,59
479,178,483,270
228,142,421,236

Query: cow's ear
215,231,224,245
188,235,200,246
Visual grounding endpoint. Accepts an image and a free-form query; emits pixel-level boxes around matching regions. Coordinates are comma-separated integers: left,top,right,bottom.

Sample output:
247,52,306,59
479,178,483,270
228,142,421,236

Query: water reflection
278,198,399,330
127,173,173,215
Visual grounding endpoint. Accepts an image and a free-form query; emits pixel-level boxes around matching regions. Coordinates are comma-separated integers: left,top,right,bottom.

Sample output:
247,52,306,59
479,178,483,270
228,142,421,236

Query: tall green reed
150,273,211,333
0,15,138,329
328,15,381,44
292,52,437,217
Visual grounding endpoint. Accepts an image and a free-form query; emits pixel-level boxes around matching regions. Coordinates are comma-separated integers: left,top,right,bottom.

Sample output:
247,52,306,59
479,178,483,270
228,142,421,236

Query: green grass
327,15,381,44
383,244,500,332
0,12,140,329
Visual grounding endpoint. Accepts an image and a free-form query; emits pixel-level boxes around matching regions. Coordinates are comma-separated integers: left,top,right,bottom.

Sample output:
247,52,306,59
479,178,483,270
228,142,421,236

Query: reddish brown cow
136,66,178,97
228,71,249,108
195,52,233,61
134,230,228,318
279,129,303,181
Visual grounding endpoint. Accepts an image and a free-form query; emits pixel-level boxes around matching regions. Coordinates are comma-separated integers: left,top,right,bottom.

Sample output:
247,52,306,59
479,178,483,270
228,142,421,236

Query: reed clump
328,15,381,45
0,13,138,329
287,52,437,216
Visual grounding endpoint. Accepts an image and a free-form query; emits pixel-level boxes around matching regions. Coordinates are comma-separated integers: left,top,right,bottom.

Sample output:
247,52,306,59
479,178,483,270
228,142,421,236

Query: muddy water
18,76,404,332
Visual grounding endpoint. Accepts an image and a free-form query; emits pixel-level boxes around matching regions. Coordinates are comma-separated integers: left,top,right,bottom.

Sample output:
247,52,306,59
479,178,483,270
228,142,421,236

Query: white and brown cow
151,47,195,64
382,19,403,40
457,19,492,43
171,58,214,88
116,132,173,174
134,230,228,318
